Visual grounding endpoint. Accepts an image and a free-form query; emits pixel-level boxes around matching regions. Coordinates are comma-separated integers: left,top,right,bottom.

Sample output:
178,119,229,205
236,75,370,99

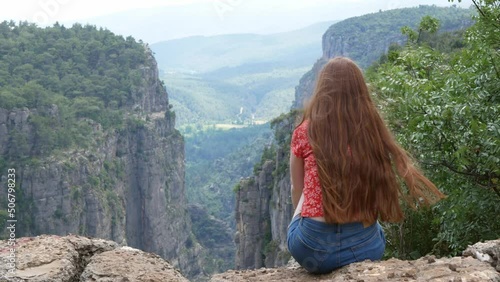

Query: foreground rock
1,235,498,282
212,239,500,282
0,235,188,281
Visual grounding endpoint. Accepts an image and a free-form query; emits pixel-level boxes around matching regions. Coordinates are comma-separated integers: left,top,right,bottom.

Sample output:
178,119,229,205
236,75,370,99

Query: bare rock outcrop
0,235,188,282
213,239,500,282
463,239,500,272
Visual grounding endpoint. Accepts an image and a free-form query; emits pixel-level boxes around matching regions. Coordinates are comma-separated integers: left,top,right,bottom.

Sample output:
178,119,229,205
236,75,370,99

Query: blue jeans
287,215,386,274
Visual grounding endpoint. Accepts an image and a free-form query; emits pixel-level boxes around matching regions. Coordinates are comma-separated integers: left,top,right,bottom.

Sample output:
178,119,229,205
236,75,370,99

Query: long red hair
301,57,445,224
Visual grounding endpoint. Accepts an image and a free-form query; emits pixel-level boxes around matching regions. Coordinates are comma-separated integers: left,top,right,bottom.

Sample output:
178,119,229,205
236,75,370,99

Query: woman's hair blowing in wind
302,57,445,224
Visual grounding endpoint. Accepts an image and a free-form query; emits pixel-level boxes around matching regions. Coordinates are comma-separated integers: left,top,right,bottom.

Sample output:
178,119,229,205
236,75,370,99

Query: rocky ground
0,235,188,281
211,253,499,281
0,235,499,281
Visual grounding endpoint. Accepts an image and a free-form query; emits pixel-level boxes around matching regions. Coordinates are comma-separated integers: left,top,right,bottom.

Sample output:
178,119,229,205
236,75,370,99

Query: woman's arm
290,153,305,212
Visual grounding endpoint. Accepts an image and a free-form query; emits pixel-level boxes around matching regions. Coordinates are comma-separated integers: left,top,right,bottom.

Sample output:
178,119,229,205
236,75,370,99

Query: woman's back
287,56,445,274
302,57,444,224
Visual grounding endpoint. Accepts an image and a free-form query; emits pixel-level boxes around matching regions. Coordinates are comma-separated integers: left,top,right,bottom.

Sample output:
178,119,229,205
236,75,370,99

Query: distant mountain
151,21,337,73
70,2,338,44
151,21,337,127
64,1,472,44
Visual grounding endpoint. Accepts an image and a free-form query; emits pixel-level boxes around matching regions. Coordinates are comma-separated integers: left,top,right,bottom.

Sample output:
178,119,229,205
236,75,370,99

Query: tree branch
489,53,500,80
472,0,488,18
492,186,500,199
421,160,499,199
472,0,500,29
439,161,483,178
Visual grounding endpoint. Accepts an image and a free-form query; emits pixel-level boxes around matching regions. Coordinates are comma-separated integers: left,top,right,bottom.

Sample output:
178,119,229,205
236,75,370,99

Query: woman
287,57,445,274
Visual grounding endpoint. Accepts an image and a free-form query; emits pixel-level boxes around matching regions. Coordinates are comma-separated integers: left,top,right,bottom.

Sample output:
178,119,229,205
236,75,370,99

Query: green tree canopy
0,21,151,160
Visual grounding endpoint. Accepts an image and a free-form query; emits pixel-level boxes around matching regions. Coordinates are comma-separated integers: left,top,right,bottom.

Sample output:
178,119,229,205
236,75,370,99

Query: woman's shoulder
291,120,312,157
293,120,309,136
296,120,309,130
292,120,310,146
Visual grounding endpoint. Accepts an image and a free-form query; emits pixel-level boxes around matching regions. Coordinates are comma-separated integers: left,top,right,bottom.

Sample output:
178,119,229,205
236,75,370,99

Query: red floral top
291,120,323,217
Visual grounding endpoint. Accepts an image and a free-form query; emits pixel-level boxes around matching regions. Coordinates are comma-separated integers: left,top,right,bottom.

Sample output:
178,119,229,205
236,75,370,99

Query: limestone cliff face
292,16,404,109
292,18,406,109
292,58,327,110
292,6,473,109
0,49,203,278
235,116,296,269
235,160,273,269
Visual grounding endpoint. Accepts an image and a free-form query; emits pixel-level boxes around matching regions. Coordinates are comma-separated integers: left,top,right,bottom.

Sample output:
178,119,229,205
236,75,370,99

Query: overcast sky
1,0,473,43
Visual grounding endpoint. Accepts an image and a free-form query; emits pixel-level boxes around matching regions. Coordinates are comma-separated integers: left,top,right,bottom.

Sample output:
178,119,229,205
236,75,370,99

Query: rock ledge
0,235,188,281
213,239,500,282
1,236,499,282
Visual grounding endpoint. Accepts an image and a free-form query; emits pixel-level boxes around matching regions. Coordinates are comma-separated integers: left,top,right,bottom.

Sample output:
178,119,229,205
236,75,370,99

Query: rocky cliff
234,114,297,269
292,5,473,109
0,49,204,278
1,236,498,281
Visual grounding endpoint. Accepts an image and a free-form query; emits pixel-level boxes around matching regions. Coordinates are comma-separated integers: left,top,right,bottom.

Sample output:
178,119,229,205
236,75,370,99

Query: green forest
185,124,272,224
164,68,307,127
366,0,499,258
151,22,336,128
0,21,157,166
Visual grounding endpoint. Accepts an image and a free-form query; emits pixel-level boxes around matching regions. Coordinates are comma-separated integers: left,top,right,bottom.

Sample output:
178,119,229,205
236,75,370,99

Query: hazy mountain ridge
151,21,337,73
71,1,341,44
153,21,336,127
